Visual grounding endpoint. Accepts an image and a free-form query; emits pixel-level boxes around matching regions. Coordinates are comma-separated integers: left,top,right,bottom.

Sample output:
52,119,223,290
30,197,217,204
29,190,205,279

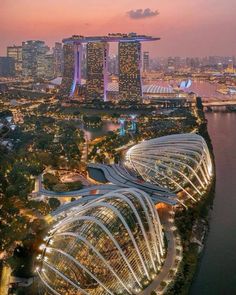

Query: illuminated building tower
119,41,142,101
22,40,47,78
44,53,55,79
59,43,82,98
53,42,63,77
61,34,159,99
0,57,15,77
143,51,149,72
86,42,109,101
36,45,50,79
167,57,175,72
226,59,234,74
119,118,126,136
130,114,137,132
7,45,22,76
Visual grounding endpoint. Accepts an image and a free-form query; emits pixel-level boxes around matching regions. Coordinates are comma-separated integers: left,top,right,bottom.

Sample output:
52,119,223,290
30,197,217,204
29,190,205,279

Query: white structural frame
38,188,165,295
125,133,213,202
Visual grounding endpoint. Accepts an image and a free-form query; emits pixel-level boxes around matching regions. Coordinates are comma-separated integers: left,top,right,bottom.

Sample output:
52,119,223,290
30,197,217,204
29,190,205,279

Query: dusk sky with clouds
1,0,236,56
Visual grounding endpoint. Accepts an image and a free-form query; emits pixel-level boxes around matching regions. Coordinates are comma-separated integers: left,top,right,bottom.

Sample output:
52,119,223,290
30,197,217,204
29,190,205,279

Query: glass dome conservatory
124,133,213,202
37,188,165,295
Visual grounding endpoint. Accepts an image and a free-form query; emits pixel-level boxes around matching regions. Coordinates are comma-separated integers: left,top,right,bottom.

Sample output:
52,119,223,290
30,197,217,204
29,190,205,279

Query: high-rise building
143,51,149,72
53,42,63,77
22,40,47,78
226,59,234,73
119,41,142,101
36,46,50,79
7,46,22,76
81,45,87,79
86,42,109,101
59,43,80,98
167,57,175,71
0,57,15,77
60,34,159,99
44,53,55,79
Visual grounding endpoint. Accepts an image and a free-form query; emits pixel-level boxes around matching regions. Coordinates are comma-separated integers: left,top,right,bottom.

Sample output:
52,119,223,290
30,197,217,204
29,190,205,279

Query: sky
1,0,236,57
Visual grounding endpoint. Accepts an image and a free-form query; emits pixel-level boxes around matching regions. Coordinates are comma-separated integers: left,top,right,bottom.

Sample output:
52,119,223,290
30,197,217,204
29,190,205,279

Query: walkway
0,265,11,295
139,206,182,295
88,163,177,205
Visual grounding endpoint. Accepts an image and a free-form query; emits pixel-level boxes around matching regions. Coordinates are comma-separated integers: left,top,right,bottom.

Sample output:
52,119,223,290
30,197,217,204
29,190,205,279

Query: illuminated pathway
139,206,182,294
88,163,177,205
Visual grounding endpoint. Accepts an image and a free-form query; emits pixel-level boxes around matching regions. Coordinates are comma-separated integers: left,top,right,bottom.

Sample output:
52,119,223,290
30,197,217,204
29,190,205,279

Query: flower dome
124,134,213,202
37,188,165,295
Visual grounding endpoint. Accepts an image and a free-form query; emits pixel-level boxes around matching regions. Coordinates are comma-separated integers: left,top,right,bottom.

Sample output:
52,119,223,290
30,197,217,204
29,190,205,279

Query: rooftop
63,33,160,44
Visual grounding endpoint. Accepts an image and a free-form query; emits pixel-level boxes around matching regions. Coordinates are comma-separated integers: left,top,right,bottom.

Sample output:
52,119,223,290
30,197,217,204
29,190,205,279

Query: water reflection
190,112,236,295
80,121,120,141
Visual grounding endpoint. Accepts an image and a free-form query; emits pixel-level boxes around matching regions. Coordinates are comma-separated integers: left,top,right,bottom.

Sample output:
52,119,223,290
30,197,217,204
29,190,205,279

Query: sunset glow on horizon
1,0,236,56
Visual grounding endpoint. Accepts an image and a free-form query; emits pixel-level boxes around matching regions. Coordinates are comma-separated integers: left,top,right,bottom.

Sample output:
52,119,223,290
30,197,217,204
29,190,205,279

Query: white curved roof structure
37,188,165,295
142,84,174,94
107,83,175,94
124,134,213,202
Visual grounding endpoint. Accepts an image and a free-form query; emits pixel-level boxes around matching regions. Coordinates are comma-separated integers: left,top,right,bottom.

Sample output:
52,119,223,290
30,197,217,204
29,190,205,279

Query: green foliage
43,173,60,190
48,198,61,210
83,115,102,125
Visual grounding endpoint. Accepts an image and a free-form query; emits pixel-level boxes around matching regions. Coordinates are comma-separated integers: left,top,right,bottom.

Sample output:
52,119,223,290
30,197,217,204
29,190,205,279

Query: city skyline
1,0,236,57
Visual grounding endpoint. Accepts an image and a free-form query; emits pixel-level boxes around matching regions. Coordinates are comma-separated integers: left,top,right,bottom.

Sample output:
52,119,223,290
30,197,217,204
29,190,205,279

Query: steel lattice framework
37,188,164,295
124,133,213,202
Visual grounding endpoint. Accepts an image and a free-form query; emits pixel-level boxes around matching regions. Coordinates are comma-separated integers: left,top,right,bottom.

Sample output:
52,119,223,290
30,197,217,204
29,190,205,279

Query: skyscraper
0,57,15,77
86,42,109,101
59,43,81,98
22,40,47,78
36,45,50,79
60,34,159,100
119,41,142,101
226,59,234,73
143,51,150,72
7,46,22,76
44,53,55,80
53,42,63,77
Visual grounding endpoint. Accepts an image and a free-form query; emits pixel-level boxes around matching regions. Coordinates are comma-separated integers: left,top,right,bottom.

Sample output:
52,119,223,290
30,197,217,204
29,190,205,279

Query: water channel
190,112,236,294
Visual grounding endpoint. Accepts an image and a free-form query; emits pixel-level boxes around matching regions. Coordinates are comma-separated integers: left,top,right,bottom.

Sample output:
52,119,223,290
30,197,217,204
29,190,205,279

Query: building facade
60,34,159,100
22,40,47,78
119,41,142,101
86,42,109,101
0,57,15,77
7,46,22,76
53,42,63,77
143,51,149,72
59,43,78,98
36,46,50,79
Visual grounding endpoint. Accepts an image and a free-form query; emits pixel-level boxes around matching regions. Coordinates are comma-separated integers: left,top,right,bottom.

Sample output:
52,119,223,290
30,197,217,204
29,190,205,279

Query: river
190,112,236,295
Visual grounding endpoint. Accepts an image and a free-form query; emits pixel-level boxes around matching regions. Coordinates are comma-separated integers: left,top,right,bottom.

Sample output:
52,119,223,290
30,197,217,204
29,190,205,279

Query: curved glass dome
37,188,164,295
124,134,213,202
